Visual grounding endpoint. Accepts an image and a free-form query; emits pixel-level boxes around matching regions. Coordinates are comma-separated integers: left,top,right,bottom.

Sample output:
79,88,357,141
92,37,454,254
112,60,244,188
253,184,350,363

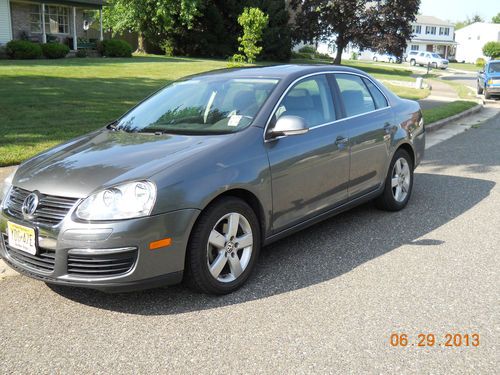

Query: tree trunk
334,36,345,65
136,31,146,54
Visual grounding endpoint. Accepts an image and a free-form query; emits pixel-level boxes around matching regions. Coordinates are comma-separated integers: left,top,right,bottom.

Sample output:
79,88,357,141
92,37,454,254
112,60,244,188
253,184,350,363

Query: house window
30,5,42,33
411,45,419,51
412,25,421,34
425,26,436,35
28,5,70,34
439,27,450,36
45,6,70,34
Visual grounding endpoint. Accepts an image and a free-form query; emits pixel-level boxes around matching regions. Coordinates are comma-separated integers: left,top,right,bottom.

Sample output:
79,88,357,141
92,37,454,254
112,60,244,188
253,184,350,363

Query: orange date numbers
390,333,480,347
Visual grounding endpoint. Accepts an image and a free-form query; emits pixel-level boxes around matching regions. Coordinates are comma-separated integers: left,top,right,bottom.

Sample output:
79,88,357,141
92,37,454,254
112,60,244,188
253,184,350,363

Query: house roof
415,15,453,27
26,0,105,8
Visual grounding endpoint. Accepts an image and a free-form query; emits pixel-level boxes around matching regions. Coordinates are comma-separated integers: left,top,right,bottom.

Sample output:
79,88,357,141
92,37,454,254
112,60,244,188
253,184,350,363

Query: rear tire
184,197,261,295
410,59,416,66
477,83,483,95
375,149,414,211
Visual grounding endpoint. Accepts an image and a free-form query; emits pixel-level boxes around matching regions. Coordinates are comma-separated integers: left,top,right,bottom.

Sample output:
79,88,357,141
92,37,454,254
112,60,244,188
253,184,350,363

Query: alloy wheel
206,212,253,283
391,157,411,202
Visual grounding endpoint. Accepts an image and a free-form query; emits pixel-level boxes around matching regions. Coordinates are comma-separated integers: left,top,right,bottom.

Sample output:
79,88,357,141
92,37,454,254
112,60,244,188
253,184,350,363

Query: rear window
363,78,389,109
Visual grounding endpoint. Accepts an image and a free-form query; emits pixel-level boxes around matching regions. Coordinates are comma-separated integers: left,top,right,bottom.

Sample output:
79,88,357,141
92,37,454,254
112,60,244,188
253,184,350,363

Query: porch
10,0,104,51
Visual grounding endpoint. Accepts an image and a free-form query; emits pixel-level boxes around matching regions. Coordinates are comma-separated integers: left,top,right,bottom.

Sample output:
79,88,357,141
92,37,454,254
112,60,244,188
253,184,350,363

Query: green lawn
448,62,482,72
422,100,478,124
0,55,431,166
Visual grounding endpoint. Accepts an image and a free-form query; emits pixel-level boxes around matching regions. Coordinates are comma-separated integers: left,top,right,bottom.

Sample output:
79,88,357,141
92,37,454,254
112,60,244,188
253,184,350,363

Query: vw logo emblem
22,192,39,218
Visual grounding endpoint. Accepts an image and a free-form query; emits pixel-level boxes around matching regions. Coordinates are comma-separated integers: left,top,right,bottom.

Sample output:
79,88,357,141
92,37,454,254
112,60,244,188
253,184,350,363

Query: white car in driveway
372,53,398,63
409,52,449,69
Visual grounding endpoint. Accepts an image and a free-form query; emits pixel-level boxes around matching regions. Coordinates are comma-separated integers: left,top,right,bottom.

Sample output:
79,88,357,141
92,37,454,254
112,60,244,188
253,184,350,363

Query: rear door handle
335,136,349,145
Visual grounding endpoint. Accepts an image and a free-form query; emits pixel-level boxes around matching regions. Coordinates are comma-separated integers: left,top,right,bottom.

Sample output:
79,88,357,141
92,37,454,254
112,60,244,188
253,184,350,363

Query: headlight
75,181,156,221
487,79,493,85
1,168,17,204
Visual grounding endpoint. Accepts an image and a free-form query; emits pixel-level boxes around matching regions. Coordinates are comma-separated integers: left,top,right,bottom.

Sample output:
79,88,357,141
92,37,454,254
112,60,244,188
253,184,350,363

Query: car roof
184,64,371,81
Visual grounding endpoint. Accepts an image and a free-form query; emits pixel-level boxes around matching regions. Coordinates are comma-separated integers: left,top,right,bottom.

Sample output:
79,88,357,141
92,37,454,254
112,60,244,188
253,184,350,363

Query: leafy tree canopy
103,0,200,52
290,0,420,64
492,13,500,24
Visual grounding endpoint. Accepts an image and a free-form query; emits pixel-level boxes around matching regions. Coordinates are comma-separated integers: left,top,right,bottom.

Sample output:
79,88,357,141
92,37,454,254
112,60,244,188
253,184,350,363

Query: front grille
67,249,137,278
2,234,56,273
6,187,79,226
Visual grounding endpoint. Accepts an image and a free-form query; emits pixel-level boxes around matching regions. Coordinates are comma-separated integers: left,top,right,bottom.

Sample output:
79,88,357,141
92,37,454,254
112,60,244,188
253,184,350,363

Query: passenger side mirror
269,115,309,138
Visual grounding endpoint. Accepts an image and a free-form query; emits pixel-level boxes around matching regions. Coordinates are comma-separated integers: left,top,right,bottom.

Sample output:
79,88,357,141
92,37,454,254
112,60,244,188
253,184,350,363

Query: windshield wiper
106,121,119,131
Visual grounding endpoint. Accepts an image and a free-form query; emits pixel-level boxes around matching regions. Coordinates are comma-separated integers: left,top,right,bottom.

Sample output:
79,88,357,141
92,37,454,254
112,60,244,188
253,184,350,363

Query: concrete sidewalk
418,79,460,110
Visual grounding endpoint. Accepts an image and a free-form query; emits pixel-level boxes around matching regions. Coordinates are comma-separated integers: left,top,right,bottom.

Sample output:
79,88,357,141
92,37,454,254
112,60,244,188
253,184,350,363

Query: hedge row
4,39,132,59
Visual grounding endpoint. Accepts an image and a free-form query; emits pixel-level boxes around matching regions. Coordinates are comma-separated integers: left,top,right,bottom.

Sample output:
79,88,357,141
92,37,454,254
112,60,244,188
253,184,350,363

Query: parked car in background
0,65,425,295
477,60,500,99
409,52,449,69
372,53,399,63
405,51,419,62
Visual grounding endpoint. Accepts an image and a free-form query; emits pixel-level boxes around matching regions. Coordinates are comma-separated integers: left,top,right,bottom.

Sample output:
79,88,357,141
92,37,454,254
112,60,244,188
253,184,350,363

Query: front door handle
384,123,394,134
335,136,349,146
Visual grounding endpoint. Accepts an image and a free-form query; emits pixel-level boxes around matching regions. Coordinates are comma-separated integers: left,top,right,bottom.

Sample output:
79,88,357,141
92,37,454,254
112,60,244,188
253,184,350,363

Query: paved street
1,113,499,374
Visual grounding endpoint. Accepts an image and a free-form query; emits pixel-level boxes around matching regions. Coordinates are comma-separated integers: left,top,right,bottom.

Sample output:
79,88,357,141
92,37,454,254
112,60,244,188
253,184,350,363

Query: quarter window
363,78,389,109
274,75,335,127
335,74,376,117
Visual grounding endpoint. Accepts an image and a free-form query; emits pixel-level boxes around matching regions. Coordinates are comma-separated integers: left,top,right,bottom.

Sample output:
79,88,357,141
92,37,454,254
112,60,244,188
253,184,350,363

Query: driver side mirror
269,115,309,138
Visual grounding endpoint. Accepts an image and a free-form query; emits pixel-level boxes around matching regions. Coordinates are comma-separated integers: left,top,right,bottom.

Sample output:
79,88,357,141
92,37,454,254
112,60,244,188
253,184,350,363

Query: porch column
41,3,46,43
444,45,448,59
72,7,77,51
99,7,103,41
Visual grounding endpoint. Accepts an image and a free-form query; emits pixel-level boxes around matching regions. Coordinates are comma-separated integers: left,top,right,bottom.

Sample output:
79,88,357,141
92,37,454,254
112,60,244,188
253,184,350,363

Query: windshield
116,77,279,134
488,62,500,73
432,53,442,59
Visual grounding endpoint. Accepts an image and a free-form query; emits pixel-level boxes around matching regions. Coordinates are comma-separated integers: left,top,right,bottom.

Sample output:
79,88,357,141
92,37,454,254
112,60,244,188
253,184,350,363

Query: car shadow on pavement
47,172,495,315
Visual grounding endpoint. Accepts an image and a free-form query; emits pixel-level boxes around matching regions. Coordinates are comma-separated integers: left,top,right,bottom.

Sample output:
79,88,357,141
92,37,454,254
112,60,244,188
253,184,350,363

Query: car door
265,74,350,231
333,73,394,198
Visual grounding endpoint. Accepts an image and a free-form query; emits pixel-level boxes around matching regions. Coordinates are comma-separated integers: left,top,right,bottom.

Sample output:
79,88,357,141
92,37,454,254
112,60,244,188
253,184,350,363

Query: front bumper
0,206,200,292
485,85,500,94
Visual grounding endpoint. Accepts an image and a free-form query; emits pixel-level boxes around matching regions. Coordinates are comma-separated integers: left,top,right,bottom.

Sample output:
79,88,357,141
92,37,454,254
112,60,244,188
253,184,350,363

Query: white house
455,22,500,63
405,15,456,58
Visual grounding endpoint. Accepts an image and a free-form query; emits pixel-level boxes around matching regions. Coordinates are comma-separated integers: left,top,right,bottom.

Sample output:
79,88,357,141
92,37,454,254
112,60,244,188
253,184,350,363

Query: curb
425,104,483,133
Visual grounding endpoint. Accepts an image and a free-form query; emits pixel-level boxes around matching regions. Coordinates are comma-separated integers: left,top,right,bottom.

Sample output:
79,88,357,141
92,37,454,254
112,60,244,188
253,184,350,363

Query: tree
492,13,500,24
455,14,485,30
235,7,269,63
103,0,200,53
167,0,291,61
483,41,500,59
290,0,419,65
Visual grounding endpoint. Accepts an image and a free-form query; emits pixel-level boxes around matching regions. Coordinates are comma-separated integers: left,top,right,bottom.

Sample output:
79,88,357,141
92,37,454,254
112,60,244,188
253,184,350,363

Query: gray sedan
0,65,425,294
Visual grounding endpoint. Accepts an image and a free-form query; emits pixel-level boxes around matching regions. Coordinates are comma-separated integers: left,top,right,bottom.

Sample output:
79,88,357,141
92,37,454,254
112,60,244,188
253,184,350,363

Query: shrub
5,40,42,59
291,51,313,59
76,49,88,58
476,58,486,68
298,45,316,54
0,46,7,59
101,39,132,58
227,54,246,68
42,43,70,59
482,41,500,59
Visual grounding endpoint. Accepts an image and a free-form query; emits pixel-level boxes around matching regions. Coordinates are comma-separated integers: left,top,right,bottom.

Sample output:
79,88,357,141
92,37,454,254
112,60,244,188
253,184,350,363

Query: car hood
14,130,229,198
486,72,500,78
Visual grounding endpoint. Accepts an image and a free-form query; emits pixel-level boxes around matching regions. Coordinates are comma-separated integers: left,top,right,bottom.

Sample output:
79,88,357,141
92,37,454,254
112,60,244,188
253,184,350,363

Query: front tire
184,197,261,295
375,149,414,211
477,83,483,95
410,59,416,66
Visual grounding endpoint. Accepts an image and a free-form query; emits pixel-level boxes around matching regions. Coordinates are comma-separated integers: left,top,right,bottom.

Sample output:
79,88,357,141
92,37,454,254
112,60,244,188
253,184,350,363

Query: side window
274,75,335,127
419,52,425,57
335,74,376,117
363,78,389,109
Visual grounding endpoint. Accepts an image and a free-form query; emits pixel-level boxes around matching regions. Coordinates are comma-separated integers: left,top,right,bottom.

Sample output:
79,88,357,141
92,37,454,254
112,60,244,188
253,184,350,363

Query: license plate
7,221,37,255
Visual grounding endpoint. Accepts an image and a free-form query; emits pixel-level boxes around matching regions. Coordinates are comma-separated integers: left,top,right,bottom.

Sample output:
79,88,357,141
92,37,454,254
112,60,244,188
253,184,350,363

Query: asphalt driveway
0,115,499,374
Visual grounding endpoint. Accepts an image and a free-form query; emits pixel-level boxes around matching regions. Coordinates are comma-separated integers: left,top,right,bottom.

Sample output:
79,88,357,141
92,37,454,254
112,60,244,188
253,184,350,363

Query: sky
419,0,499,23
